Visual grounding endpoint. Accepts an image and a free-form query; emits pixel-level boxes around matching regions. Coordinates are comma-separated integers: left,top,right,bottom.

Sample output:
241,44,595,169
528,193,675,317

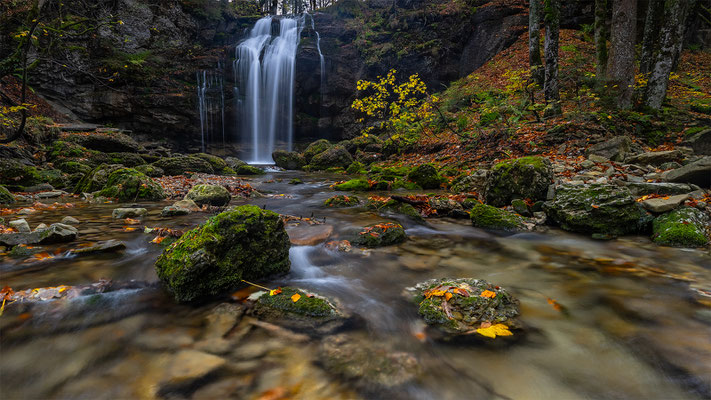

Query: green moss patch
652,207,709,247
470,203,525,231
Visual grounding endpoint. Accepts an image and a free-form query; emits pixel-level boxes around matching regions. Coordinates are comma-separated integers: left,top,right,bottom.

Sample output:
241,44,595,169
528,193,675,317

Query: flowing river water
1,171,710,400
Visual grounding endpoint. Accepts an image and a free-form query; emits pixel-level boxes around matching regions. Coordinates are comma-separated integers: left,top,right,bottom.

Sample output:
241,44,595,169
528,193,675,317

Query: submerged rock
272,150,306,170
544,184,644,236
470,203,525,231
485,156,553,207
407,163,443,189
154,205,290,302
354,222,407,247
185,184,231,207
251,287,347,334
652,207,709,247
68,239,126,255
407,278,520,337
154,350,226,397
97,168,165,201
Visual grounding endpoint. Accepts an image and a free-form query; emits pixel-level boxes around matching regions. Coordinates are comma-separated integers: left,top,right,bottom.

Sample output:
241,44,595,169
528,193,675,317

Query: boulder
544,184,644,236
624,182,699,196
194,153,232,175
272,150,306,170
60,216,79,225
585,136,633,162
309,145,353,170
234,164,265,175
664,157,711,188
68,239,126,255
470,203,525,231
97,168,165,201
73,164,125,194
406,278,521,337
429,196,467,217
0,160,42,189
1,223,78,246
35,191,65,199
683,128,711,156
224,157,247,170
65,131,141,153
450,170,488,193
154,205,291,302
625,150,682,166
152,156,214,175
134,164,164,177
354,222,407,247
640,194,690,213
9,219,31,233
485,156,553,207
302,139,333,163
161,206,190,217
0,186,15,204
251,287,347,334
652,207,709,247
106,152,146,167
185,184,231,207
287,224,334,245
369,199,424,222
173,199,200,210
407,163,443,189
324,195,360,207
55,161,92,176
334,178,370,191
112,207,148,219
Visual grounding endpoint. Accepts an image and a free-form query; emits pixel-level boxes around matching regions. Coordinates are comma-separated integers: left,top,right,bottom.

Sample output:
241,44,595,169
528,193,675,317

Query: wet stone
112,207,147,219
154,350,226,397
68,239,126,256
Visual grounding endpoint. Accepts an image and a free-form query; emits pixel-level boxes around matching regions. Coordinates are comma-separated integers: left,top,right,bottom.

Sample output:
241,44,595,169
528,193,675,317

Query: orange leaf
291,293,301,303
591,204,600,209
480,290,496,298
445,292,453,301
269,287,282,296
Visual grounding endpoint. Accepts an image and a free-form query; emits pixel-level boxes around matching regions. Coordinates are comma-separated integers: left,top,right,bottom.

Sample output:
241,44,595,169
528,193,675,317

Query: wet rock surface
251,287,347,334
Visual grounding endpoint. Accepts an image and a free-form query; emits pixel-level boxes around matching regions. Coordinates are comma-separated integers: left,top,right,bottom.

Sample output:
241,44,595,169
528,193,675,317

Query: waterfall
233,14,325,164
196,63,225,152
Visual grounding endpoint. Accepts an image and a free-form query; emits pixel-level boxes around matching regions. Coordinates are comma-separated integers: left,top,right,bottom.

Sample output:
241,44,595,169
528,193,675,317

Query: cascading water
233,14,325,164
196,63,225,152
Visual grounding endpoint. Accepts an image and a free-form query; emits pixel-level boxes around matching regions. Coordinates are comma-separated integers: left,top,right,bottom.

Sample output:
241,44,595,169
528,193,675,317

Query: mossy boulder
106,152,145,167
0,160,42,189
368,199,424,222
47,140,91,162
154,205,291,302
152,156,214,175
485,156,553,207
185,184,231,207
55,161,92,175
334,178,371,191
303,139,333,162
407,164,443,189
134,164,164,177
309,145,354,170
225,157,247,170
652,207,709,247
324,195,360,207
97,168,165,202
340,134,383,153
345,161,367,174
272,150,306,170
234,164,265,175
39,169,67,190
354,222,407,247
451,170,488,193
0,185,15,204
470,203,525,231
194,153,233,175
65,131,141,153
251,287,346,333
407,278,521,336
544,184,644,236
74,164,125,194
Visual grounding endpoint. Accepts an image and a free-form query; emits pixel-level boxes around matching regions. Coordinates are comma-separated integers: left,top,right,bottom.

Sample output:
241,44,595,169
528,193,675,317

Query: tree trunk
529,0,544,85
594,0,609,78
644,0,694,109
640,0,662,74
671,0,697,70
608,0,637,109
543,0,561,117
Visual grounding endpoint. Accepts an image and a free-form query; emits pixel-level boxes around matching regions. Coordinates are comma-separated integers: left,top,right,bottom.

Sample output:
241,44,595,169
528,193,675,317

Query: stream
1,170,710,400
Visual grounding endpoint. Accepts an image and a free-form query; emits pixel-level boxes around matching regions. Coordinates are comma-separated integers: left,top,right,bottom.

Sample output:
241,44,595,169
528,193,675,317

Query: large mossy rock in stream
407,278,521,337
302,139,333,163
652,207,710,247
0,185,16,204
367,198,424,223
97,168,165,202
485,156,553,207
407,163,443,189
251,287,347,334
194,153,235,175
0,160,43,190
309,145,353,170
155,205,291,303
324,194,360,207
272,150,306,170
152,156,214,175
470,203,526,231
334,178,371,191
543,184,644,237
354,222,407,247
234,164,265,175
73,163,124,194
185,184,231,207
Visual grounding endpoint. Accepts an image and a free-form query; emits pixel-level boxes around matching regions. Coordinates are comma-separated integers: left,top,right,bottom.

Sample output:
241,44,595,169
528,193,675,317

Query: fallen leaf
445,292,453,301
291,293,301,303
480,290,497,298
270,287,282,296
475,323,512,338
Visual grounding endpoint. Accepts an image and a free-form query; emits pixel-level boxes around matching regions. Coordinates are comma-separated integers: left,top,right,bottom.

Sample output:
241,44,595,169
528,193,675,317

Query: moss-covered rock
272,150,306,170
73,164,125,194
354,222,407,247
46,140,91,162
64,131,141,153
303,139,333,162
324,195,360,207
97,168,165,202
225,157,247,170
234,164,265,175
470,203,525,231
152,156,214,175
652,207,709,247
543,184,644,236
0,160,42,189
309,145,354,170
451,170,488,193
0,185,15,204
185,184,231,207
194,153,233,175
407,278,520,336
334,178,371,191
407,163,442,189
485,156,553,207
107,152,146,167
55,160,92,175
340,134,383,153
134,164,165,177
251,287,346,333
345,161,367,175
39,169,68,190
368,199,424,222
154,205,291,302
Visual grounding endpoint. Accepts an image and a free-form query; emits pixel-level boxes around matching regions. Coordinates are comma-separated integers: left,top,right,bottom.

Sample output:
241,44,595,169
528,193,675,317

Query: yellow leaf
269,287,282,296
476,324,513,338
480,290,497,298
291,293,301,303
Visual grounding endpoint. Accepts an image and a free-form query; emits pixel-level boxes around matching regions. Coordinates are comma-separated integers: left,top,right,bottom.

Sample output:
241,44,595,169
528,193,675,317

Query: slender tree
608,0,637,109
640,0,662,74
529,0,544,85
594,0,609,78
543,0,561,117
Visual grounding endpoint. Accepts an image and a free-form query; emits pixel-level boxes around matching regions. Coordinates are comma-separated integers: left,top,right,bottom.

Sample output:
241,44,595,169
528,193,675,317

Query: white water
197,64,226,152
234,14,325,164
